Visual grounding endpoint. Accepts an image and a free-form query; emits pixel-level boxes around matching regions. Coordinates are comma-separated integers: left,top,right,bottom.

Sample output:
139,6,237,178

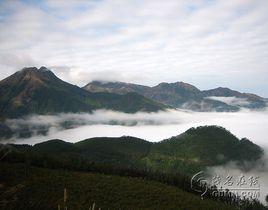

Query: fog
207,154,268,203
4,109,268,148
205,96,250,106
2,108,268,203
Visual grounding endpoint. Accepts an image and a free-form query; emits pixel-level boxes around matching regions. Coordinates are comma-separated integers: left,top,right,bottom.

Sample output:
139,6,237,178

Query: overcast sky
0,0,268,96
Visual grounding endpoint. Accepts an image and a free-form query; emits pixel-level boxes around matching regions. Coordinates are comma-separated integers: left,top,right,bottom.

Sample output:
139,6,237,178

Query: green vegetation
0,162,236,210
76,136,151,166
0,126,266,209
0,67,166,119
2,126,263,175
146,126,263,174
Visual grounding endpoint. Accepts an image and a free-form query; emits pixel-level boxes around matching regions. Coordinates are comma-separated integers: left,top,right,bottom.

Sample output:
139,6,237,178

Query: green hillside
146,126,263,173
75,136,151,165
0,126,266,210
2,126,263,175
0,162,236,210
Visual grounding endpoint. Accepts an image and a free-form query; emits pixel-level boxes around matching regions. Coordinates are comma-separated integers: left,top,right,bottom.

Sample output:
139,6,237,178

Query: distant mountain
84,81,267,111
202,87,266,109
0,67,166,118
84,80,150,95
3,126,263,174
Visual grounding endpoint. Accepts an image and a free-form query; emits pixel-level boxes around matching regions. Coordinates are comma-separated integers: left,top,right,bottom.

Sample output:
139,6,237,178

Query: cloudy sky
0,0,268,96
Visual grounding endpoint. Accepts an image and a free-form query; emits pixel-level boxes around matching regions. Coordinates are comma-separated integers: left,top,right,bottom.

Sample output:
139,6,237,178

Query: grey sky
0,0,267,96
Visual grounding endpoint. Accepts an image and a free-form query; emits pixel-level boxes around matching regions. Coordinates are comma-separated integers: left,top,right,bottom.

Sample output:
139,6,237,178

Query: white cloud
4,108,268,147
206,96,250,106
207,158,268,204
4,107,268,202
0,0,267,95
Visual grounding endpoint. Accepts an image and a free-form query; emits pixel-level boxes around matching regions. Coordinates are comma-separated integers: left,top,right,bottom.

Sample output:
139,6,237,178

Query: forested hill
1,126,263,174
0,126,266,210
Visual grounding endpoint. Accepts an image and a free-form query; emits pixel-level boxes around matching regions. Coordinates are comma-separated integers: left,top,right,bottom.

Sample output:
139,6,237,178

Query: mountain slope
86,91,167,113
84,81,204,106
202,87,266,109
84,80,150,95
0,67,165,118
1,126,266,210
148,126,263,167
85,81,265,111
146,82,239,111
75,136,151,158
0,67,99,118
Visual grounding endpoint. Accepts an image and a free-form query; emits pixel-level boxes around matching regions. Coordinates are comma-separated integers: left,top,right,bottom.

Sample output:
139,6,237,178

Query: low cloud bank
206,96,250,106
207,152,268,204
2,108,268,146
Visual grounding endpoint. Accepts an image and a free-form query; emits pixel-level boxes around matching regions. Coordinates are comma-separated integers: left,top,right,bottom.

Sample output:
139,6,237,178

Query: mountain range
0,66,266,120
0,67,165,118
84,81,267,112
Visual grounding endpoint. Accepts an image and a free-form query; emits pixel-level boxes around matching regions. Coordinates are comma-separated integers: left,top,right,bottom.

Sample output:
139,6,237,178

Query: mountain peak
0,67,166,118
39,66,51,72
155,81,200,91
20,66,52,74
154,125,263,166
13,66,57,84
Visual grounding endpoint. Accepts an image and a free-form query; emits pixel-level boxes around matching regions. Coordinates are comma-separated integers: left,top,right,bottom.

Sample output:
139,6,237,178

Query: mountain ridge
0,67,166,118
84,80,267,111
2,126,263,174
0,66,266,119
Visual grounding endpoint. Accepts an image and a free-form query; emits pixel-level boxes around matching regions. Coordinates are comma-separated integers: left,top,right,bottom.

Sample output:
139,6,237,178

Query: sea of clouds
3,108,268,147
2,108,268,203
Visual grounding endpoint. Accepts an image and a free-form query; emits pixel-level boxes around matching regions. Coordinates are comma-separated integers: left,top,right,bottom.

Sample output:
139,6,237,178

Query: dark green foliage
33,139,79,154
0,126,266,210
0,162,237,210
75,136,151,165
87,91,167,113
1,126,263,175
145,126,263,174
